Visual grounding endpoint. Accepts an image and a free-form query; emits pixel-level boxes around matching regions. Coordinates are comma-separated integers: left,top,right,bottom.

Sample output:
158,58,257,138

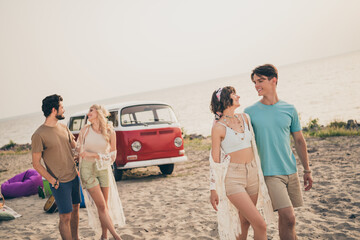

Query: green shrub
304,127,360,138
184,138,211,151
0,140,16,150
329,120,347,128
307,118,320,130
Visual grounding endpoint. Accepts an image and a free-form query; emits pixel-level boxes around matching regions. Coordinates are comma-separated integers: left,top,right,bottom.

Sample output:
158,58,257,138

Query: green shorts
80,160,110,189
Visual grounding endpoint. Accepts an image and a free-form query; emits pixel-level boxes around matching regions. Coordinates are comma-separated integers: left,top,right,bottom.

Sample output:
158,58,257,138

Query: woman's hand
210,190,219,211
79,151,88,158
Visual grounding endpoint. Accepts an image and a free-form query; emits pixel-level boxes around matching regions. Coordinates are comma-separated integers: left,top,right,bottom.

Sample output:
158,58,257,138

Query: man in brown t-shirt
32,94,80,240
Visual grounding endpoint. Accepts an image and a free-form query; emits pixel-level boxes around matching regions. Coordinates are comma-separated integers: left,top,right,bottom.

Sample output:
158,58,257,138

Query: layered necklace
222,115,245,140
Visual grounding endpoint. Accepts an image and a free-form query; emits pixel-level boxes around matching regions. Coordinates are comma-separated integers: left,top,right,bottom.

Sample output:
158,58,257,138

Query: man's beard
56,114,65,120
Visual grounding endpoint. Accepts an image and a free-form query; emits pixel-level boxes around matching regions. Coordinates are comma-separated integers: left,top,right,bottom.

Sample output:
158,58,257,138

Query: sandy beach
0,136,359,240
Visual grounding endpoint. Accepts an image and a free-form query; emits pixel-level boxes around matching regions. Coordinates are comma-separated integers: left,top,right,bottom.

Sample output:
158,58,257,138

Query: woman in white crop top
77,104,125,240
209,86,275,240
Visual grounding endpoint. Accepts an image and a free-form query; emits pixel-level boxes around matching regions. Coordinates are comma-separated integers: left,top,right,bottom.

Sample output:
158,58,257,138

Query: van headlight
174,137,183,147
131,141,142,152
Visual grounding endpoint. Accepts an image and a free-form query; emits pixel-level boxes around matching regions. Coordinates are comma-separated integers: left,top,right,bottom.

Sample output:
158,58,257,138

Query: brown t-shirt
31,123,77,182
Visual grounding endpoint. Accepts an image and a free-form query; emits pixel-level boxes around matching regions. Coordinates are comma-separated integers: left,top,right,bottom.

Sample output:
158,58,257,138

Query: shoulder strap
84,125,91,139
241,113,250,130
240,113,246,122
217,121,227,127
81,125,91,145
244,114,253,132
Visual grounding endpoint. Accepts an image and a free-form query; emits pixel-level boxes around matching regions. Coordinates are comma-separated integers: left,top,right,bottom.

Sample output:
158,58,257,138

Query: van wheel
159,164,174,175
113,164,123,181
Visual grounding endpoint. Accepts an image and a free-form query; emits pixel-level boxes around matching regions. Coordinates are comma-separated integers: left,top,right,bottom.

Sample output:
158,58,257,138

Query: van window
121,104,177,126
108,110,119,127
69,116,86,131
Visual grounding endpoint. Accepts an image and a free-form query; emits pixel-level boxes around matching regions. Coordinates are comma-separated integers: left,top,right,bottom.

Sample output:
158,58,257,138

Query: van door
108,110,119,128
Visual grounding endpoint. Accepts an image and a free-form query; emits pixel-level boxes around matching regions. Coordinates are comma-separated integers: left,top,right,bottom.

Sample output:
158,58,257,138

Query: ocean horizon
1,50,359,146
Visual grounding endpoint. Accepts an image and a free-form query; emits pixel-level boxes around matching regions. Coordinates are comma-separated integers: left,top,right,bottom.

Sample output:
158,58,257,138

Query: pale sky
1,0,360,119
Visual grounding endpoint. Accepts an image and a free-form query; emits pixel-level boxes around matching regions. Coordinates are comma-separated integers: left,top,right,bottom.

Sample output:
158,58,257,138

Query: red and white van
68,101,187,180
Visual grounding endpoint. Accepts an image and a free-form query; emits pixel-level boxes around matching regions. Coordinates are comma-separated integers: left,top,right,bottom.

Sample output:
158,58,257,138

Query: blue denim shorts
50,176,81,214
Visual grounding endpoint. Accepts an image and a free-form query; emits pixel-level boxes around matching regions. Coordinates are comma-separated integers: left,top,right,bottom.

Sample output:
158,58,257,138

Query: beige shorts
80,160,110,189
225,160,259,196
264,173,303,211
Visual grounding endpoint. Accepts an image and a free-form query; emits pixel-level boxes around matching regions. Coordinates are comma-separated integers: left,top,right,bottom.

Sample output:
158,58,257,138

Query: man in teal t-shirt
244,64,313,240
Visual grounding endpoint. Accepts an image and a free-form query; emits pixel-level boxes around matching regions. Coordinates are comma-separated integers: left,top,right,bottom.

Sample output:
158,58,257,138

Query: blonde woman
77,104,125,240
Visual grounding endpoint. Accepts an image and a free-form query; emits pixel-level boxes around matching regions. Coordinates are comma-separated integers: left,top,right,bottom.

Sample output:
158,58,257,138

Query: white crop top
83,127,109,155
219,114,252,154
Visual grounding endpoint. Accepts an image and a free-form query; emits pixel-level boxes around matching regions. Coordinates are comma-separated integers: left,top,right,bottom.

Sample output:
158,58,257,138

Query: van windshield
121,104,177,126
69,110,119,131
69,116,86,131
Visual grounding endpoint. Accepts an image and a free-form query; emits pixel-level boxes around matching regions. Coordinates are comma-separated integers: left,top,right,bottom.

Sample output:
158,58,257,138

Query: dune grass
302,119,360,137
0,140,31,155
183,137,211,151
0,150,30,156
303,127,360,138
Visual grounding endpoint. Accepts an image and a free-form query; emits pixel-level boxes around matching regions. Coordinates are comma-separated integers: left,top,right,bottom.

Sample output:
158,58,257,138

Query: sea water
1,51,359,146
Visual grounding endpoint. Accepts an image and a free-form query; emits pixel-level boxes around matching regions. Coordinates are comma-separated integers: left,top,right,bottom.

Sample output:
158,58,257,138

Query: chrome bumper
117,156,188,170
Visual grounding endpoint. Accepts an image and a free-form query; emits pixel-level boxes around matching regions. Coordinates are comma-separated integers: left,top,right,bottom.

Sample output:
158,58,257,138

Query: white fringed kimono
77,125,126,236
209,113,275,240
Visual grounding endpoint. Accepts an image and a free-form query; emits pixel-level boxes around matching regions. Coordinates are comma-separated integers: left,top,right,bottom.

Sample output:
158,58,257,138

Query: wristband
303,169,312,173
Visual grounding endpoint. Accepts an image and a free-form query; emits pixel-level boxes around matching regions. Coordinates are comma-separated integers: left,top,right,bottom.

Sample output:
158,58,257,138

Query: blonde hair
90,104,113,143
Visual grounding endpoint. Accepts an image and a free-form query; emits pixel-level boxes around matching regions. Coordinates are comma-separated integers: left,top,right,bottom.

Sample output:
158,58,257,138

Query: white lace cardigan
209,113,275,240
76,125,126,237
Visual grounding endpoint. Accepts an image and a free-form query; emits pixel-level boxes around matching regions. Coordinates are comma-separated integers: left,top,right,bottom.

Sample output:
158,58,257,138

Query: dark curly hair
42,94,63,117
210,86,236,119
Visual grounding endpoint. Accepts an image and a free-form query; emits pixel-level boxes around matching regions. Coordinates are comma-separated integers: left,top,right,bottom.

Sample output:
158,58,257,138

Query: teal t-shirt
244,100,302,176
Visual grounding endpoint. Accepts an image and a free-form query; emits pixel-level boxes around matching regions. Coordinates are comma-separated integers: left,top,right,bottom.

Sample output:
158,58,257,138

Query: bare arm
32,152,58,189
110,130,116,152
70,137,76,149
109,130,117,163
211,124,224,163
291,131,313,191
209,124,225,211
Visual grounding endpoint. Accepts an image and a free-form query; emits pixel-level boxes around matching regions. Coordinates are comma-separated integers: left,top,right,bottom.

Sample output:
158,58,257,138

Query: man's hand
303,172,313,191
51,178,59,190
32,152,59,189
210,190,219,211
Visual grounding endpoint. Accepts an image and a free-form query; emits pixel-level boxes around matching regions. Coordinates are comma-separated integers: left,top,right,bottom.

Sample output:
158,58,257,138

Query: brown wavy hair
210,86,236,118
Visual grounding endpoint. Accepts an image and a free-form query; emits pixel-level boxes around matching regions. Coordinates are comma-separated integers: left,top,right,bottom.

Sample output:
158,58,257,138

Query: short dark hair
210,86,236,117
251,64,278,81
42,94,63,117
